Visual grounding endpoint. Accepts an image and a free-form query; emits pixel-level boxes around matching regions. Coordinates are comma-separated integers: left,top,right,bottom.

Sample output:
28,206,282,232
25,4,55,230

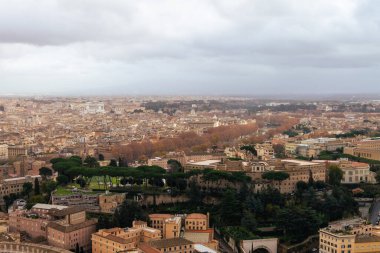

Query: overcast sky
1,0,380,96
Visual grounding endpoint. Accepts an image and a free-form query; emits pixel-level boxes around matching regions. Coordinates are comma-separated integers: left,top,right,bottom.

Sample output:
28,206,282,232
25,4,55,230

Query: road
370,198,380,225
215,230,234,253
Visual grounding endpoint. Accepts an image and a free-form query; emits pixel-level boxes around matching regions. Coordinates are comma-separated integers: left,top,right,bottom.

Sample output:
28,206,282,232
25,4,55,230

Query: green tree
167,159,183,173
57,175,69,186
26,195,46,209
187,180,202,204
241,210,257,231
308,170,314,186
22,182,33,197
219,189,242,226
34,178,40,195
273,144,286,158
328,165,343,186
84,156,99,168
109,159,118,167
276,205,323,243
39,167,53,179
112,200,148,227
41,180,57,195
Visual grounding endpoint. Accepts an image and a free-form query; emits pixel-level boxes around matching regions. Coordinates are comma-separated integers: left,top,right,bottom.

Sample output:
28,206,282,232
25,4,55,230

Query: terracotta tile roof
149,238,193,249
148,214,174,219
139,243,162,253
186,213,207,219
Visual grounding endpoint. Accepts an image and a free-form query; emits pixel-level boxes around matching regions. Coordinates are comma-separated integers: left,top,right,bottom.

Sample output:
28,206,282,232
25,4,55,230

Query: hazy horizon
1,0,380,96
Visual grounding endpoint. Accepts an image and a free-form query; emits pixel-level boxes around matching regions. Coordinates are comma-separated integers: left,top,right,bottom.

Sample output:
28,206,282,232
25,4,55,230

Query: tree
296,181,308,192
273,144,286,158
241,210,257,231
276,205,323,243
57,175,69,186
76,178,86,188
167,159,183,173
109,159,118,167
26,195,45,209
84,156,99,168
112,200,148,227
328,165,343,186
34,178,40,195
22,182,33,197
308,170,314,186
39,167,53,179
41,180,57,196
240,145,257,158
187,180,202,204
219,189,242,226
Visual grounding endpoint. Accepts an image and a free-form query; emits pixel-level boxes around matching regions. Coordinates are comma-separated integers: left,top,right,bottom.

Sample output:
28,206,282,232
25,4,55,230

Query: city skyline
1,0,380,96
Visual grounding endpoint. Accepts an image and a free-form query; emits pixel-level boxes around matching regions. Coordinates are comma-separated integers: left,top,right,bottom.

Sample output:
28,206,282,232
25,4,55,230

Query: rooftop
281,159,319,166
187,160,220,166
149,238,193,249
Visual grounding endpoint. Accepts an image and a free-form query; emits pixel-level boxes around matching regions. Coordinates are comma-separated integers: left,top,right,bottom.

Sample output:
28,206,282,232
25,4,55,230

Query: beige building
149,214,175,232
0,145,8,161
0,175,41,206
163,217,181,239
91,221,161,253
320,218,380,253
255,143,274,160
266,159,326,193
185,213,208,231
344,139,380,161
315,159,375,184
149,238,194,253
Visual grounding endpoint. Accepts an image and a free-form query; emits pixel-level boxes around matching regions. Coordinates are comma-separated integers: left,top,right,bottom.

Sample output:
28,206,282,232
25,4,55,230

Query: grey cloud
0,0,380,95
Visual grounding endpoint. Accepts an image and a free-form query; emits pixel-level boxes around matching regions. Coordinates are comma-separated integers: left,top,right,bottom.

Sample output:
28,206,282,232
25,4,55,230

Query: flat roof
187,160,220,166
33,204,67,210
281,159,318,166
194,244,217,253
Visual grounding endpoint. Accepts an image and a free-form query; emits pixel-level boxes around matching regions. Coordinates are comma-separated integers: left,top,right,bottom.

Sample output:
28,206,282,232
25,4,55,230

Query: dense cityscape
2,1,380,253
1,97,380,253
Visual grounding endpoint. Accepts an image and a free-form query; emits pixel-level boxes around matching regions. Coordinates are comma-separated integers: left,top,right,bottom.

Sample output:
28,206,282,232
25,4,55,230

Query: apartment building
0,175,41,204
314,159,375,184
185,213,208,231
344,139,380,161
267,159,326,193
319,218,380,253
149,213,217,251
7,146,27,160
255,143,274,160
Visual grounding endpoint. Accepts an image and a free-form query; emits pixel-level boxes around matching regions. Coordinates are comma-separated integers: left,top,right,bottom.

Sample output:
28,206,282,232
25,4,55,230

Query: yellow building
185,213,208,231
271,159,326,193
163,217,181,239
149,214,174,232
91,221,161,253
319,218,380,253
149,238,194,253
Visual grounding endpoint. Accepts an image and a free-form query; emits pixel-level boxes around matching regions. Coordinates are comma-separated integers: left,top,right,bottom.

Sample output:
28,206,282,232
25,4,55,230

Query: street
369,198,380,225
